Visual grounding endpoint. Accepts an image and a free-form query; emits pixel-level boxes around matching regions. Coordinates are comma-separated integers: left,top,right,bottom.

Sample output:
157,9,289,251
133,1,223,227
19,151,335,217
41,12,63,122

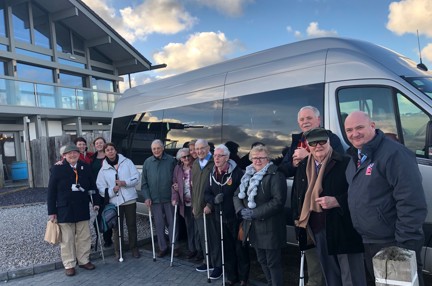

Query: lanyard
72,167,78,184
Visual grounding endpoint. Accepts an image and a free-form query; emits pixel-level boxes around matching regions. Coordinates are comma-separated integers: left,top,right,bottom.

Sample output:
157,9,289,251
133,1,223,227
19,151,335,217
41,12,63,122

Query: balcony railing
0,77,121,112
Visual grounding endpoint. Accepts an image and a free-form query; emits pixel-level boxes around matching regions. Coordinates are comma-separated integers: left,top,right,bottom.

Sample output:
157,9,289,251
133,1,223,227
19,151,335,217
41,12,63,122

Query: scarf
238,162,273,209
107,154,119,167
297,147,333,228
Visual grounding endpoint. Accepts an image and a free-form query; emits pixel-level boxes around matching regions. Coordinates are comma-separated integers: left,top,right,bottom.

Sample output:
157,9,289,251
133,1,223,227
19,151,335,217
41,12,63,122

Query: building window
91,77,114,92
16,63,53,83
32,4,50,48
0,3,6,37
12,3,31,43
60,72,85,88
90,48,112,65
55,23,71,53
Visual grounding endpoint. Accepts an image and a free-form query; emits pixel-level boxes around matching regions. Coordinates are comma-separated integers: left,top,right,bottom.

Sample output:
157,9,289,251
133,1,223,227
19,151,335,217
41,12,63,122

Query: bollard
373,246,418,286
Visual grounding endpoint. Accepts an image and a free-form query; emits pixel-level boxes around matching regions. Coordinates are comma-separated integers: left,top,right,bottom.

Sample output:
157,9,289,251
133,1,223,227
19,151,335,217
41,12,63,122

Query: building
0,0,162,183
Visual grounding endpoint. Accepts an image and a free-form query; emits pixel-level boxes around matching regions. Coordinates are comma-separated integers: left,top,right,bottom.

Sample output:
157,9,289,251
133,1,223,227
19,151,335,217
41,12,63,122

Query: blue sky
82,0,432,91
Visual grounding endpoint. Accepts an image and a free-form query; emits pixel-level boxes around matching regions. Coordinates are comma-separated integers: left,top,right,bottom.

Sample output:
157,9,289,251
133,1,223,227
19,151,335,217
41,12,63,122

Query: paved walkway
4,249,263,286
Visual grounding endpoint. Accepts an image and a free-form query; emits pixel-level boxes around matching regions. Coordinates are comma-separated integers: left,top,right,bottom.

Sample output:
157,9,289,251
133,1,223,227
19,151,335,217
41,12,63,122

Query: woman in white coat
96,143,140,259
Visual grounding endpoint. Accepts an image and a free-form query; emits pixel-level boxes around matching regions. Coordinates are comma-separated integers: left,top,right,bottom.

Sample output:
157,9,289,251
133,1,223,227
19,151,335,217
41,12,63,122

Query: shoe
196,263,214,272
210,267,222,280
132,248,141,258
173,249,181,257
195,253,204,261
65,268,75,276
157,249,168,258
186,250,197,259
79,262,96,270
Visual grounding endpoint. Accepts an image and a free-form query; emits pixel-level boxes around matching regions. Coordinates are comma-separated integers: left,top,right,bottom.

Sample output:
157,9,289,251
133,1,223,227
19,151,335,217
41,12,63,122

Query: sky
81,0,432,92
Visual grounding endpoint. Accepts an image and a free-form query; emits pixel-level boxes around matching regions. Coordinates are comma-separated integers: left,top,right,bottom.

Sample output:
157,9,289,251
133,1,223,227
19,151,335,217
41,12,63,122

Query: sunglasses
308,140,328,147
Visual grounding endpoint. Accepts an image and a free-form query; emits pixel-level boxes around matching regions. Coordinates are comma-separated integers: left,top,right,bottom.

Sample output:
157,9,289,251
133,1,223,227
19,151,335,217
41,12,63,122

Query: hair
74,136,87,145
103,142,117,152
251,141,265,148
151,139,164,148
298,106,320,119
225,141,239,154
59,145,66,156
195,139,208,147
249,145,270,160
182,141,190,148
176,148,190,160
214,144,230,157
189,139,197,146
93,136,106,145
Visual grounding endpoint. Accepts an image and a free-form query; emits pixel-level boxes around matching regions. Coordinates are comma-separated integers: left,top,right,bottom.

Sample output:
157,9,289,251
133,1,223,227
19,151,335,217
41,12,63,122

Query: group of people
47,105,427,286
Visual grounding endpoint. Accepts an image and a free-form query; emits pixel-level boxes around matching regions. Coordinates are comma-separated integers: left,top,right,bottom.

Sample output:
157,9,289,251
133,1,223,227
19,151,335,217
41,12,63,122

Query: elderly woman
234,145,287,286
96,143,140,259
172,147,197,258
292,128,365,286
47,144,99,276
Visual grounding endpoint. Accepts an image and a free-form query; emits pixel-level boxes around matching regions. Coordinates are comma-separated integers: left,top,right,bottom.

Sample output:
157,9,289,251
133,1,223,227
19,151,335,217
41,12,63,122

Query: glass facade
12,3,31,43
60,72,86,88
0,3,6,37
32,5,51,48
91,77,114,92
16,63,53,83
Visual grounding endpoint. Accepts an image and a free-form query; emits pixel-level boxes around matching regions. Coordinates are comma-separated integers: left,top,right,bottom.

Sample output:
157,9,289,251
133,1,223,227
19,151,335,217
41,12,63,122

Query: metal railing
0,77,121,112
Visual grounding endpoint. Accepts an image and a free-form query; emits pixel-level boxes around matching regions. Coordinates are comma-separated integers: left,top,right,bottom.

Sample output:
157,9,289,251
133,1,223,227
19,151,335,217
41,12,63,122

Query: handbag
297,226,315,251
44,220,61,245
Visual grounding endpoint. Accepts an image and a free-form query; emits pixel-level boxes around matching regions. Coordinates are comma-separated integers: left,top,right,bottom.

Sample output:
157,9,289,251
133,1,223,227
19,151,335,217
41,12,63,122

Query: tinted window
223,84,324,159
337,86,431,158
12,3,30,43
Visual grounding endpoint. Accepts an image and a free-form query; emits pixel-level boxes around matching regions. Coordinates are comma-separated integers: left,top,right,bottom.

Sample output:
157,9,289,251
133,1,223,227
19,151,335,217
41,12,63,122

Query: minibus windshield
405,77,432,99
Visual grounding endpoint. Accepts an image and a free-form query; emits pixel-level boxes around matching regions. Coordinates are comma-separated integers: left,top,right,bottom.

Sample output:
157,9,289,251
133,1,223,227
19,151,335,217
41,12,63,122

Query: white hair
298,106,320,119
214,144,230,157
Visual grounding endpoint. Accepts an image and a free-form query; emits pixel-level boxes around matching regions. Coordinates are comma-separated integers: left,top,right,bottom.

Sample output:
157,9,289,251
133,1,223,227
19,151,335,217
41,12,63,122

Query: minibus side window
223,84,324,159
337,86,431,158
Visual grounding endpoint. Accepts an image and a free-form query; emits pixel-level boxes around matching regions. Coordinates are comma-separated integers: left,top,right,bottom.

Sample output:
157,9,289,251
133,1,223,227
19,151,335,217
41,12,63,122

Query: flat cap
305,127,329,143
62,144,80,155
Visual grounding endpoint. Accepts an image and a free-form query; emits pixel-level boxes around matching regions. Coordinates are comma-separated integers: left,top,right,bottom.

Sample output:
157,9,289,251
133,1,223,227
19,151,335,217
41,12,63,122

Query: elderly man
281,105,343,286
48,144,99,276
292,128,365,286
344,111,427,286
192,139,222,279
141,139,176,257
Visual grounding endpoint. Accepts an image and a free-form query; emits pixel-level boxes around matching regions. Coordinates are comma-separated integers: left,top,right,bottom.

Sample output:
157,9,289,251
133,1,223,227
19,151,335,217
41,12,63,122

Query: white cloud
306,22,338,38
195,0,254,17
387,0,432,37
152,31,242,75
82,0,197,43
422,43,432,64
119,74,153,92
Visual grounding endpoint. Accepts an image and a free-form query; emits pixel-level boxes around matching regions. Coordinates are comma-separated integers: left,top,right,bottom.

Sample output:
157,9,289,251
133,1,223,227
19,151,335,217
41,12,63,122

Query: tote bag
44,220,61,244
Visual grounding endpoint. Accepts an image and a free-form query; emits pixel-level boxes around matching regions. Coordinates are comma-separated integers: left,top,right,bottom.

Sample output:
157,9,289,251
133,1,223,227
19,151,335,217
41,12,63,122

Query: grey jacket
141,153,176,204
346,129,427,245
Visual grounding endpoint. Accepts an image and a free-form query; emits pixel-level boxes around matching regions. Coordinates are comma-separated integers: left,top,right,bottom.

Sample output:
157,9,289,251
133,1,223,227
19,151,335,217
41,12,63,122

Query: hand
292,148,309,164
145,199,152,207
49,214,57,222
315,196,339,209
240,208,254,220
214,193,224,204
54,160,63,166
113,185,120,193
93,205,100,212
172,183,179,191
115,180,126,187
172,200,177,206
204,205,212,215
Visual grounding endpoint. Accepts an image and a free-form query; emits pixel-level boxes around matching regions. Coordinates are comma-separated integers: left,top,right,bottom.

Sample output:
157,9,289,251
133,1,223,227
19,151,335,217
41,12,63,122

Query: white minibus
111,37,432,273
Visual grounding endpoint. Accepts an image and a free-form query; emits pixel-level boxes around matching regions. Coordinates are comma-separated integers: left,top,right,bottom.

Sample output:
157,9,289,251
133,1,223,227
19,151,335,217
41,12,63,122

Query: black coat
47,159,98,223
234,164,287,249
292,152,364,255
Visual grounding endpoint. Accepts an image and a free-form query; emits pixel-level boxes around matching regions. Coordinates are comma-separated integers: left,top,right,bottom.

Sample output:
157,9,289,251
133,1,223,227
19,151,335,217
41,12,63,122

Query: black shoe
210,267,222,280
157,249,168,258
196,263,214,272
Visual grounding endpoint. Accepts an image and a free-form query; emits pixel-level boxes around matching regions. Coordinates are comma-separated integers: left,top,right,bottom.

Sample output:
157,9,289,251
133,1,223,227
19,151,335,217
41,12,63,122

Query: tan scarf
297,147,333,228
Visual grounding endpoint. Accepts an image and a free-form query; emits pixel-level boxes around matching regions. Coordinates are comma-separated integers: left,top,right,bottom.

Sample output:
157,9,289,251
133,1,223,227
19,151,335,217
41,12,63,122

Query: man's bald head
344,111,376,149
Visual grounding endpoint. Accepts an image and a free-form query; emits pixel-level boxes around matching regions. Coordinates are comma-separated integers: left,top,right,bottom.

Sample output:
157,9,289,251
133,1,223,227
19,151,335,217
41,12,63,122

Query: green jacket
141,153,176,203
191,156,214,218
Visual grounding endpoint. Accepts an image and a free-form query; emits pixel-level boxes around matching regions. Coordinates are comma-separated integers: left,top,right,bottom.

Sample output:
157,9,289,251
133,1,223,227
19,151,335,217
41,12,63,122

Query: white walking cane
203,213,211,283
299,250,305,286
148,206,156,262
219,209,225,286
170,203,178,267
115,174,124,262
88,190,105,264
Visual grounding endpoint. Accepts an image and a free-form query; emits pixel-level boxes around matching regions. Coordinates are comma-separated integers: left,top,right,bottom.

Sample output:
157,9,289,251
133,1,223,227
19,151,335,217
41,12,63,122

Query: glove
214,193,224,205
240,208,254,220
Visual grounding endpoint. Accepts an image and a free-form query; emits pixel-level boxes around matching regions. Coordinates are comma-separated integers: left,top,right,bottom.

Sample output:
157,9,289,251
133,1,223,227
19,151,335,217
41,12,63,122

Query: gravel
0,188,152,273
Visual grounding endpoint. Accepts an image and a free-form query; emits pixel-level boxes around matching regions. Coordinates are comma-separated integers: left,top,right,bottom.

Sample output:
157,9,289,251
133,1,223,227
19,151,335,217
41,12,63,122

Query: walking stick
88,190,105,264
170,203,178,267
148,206,156,261
219,209,225,286
203,213,211,283
299,250,305,286
115,174,124,262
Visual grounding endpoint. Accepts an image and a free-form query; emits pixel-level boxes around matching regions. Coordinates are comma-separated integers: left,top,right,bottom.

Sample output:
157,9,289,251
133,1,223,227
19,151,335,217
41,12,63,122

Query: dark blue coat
47,159,98,223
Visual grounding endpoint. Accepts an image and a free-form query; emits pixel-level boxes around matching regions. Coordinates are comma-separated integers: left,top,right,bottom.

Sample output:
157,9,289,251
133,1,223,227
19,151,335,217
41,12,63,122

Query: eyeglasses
308,140,328,147
181,155,190,159
213,154,227,158
251,157,268,161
